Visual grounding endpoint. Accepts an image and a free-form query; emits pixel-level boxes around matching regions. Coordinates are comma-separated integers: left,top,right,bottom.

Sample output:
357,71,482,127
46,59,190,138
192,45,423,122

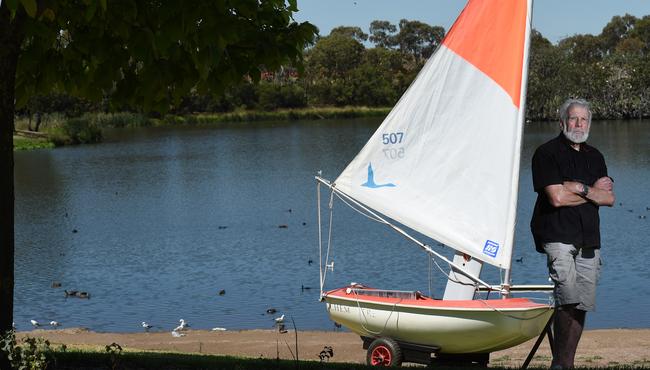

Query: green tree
526,30,564,120
394,19,445,61
350,48,402,106
369,20,397,48
600,14,638,55
304,32,365,105
0,2,316,364
330,26,368,43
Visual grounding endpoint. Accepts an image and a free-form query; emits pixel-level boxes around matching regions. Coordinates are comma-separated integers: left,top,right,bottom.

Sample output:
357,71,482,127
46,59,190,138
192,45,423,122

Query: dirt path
18,328,650,367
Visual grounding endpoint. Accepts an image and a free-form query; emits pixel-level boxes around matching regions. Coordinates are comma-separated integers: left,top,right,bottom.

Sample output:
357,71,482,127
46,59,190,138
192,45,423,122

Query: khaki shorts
543,242,602,311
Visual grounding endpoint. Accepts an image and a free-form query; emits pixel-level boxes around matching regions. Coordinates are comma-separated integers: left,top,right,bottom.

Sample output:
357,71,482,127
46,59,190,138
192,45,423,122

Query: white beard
562,124,589,144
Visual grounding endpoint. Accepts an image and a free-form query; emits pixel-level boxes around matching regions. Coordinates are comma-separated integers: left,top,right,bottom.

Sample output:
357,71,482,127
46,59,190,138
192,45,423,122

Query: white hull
324,287,553,354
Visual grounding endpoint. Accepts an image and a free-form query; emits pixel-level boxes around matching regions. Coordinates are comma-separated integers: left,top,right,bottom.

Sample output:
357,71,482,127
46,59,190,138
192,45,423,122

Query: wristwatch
579,183,589,197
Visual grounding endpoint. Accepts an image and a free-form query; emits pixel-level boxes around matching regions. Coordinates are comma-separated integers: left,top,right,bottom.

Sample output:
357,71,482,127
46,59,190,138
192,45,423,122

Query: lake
13,118,650,332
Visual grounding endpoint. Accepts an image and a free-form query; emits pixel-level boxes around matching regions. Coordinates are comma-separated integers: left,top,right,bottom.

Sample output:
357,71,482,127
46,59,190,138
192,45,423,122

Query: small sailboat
315,0,553,366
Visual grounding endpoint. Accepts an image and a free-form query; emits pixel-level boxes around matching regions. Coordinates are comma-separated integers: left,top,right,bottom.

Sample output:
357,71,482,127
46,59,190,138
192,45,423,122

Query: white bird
141,321,153,331
49,321,60,327
173,319,188,332
30,319,40,327
171,330,185,337
274,314,285,323
211,327,227,331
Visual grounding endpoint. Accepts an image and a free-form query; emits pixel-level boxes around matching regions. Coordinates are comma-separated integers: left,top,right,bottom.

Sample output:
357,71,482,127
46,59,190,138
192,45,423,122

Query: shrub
0,330,55,370
49,116,103,146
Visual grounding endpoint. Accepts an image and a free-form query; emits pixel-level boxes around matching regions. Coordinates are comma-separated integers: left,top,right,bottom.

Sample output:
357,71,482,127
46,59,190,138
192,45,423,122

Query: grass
159,106,391,125
47,349,650,370
54,350,342,370
13,135,55,150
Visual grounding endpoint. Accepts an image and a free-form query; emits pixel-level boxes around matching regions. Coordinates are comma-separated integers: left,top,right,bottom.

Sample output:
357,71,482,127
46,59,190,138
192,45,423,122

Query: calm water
13,118,650,332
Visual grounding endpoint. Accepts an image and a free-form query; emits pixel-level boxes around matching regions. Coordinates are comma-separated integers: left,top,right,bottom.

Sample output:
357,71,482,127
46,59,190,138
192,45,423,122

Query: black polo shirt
530,133,608,252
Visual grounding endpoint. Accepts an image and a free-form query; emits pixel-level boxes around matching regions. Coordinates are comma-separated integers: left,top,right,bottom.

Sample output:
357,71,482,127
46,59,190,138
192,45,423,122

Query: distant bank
13,106,391,150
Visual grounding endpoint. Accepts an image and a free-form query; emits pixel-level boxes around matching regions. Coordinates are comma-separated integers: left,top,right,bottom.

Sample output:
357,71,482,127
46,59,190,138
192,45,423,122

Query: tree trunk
34,111,42,132
0,5,25,368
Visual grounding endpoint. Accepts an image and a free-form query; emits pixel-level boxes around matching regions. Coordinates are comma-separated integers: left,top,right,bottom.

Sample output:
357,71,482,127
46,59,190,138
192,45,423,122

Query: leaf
85,1,97,21
39,8,56,21
20,0,37,17
5,0,19,13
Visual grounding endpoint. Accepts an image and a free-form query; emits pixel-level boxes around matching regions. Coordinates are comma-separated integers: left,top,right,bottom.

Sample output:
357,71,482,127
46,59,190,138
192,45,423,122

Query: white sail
334,0,532,269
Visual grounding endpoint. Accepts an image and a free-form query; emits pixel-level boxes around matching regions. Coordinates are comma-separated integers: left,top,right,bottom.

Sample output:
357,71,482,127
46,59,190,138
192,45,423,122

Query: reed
162,106,391,125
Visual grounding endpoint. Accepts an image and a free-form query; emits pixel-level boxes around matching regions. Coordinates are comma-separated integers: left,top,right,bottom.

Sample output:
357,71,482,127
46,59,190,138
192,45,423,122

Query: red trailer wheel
367,337,403,366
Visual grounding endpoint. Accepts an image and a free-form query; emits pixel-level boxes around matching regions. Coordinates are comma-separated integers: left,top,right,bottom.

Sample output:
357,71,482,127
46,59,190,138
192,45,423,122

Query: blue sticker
483,240,499,258
361,163,395,188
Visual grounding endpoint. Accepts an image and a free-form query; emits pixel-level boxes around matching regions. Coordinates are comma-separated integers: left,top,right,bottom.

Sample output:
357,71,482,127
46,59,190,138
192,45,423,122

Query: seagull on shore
274,314,285,324
174,319,188,332
211,327,227,331
30,319,40,327
49,321,60,327
142,321,153,331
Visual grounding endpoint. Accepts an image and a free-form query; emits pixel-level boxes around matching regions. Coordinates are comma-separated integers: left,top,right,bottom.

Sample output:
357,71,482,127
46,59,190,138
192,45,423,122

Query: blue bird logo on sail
361,163,396,188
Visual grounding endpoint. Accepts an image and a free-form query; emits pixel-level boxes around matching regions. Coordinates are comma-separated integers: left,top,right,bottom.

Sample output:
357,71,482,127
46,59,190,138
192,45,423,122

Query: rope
475,299,554,321
354,290,402,336
430,255,478,288
333,191,386,224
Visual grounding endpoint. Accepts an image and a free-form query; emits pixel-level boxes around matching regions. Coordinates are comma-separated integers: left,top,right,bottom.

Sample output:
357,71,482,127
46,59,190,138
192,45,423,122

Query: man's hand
592,176,613,191
545,182,588,207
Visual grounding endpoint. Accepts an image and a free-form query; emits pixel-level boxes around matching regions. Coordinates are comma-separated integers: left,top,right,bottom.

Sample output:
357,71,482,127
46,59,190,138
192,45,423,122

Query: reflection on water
13,119,650,332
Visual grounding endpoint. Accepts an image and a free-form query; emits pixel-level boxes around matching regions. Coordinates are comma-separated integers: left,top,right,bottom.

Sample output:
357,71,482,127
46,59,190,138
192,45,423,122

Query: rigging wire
318,183,336,295
317,181,323,296
317,178,496,291
333,190,386,225
323,189,335,287
428,253,433,297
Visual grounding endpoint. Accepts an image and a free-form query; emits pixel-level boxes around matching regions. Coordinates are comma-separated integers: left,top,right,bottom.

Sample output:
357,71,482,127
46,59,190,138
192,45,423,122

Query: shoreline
17,328,650,367
13,107,391,151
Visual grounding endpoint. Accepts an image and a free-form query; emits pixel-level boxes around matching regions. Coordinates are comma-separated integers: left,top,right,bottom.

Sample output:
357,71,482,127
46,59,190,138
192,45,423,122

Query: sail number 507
382,132,404,144
382,132,405,159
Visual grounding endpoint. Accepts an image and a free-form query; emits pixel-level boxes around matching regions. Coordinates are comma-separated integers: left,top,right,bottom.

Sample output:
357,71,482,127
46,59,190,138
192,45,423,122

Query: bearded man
530,98,615,369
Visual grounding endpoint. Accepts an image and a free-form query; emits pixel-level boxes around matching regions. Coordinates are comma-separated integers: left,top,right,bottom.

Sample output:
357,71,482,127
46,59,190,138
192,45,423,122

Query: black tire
366,337,403,367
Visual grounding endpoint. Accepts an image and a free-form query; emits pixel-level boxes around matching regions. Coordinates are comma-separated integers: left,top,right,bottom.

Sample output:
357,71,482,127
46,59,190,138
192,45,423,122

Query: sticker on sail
361,163,395,188
483,240,499,258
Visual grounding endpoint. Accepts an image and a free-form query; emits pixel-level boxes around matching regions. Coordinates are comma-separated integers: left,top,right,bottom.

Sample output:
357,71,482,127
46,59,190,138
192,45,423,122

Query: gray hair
559,98,592,124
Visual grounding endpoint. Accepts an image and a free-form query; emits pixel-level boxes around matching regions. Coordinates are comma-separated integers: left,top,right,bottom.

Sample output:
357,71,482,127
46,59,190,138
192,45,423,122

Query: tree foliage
369,20,397,49
0,2,317,363
330,26,368,43
11,0,316,112
526,14,650,120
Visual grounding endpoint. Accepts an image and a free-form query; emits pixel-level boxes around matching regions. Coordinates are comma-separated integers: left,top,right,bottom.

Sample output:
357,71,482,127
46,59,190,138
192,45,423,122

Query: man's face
561,105,590,144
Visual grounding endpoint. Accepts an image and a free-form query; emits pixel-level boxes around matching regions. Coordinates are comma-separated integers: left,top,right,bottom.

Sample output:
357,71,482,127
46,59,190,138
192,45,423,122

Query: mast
502,0,534,296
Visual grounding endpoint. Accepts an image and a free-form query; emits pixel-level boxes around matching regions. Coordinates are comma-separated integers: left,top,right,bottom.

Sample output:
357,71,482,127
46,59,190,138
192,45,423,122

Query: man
530,98,615,369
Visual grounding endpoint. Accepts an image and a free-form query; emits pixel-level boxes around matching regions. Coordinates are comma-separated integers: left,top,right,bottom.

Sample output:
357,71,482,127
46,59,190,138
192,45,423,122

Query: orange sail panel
442,0,528,108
